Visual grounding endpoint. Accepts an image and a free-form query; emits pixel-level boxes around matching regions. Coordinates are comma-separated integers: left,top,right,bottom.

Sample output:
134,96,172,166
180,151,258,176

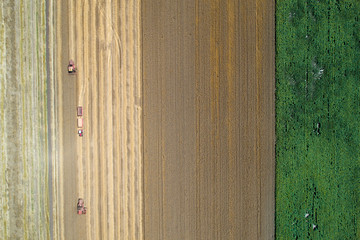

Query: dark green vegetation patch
276,0,360,239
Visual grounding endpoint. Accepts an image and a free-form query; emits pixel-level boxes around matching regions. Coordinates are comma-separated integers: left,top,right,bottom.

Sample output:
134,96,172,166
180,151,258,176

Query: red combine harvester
68,60,77,74
77,198,87,215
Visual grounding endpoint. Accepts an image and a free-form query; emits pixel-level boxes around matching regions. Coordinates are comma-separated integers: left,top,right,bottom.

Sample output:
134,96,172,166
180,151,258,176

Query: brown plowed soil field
142,0,275,239
55,0,275,239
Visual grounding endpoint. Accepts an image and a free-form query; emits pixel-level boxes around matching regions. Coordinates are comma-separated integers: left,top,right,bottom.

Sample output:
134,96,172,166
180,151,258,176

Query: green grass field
276,0,360,238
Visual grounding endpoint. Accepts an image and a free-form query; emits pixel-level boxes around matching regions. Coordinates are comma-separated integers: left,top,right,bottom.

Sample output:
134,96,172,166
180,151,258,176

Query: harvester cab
78,129,83,137
77,198,87,215
68,60,77,74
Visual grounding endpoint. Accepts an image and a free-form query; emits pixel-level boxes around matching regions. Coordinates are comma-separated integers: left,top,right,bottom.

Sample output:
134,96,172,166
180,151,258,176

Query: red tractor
78,129,83,137
77,198,87,215
68,60,77,74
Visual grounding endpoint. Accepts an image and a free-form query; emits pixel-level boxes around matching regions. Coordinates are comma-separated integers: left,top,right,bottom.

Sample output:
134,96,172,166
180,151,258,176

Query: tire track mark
134,1,143,238
226,1,237,239
46,0,57,237
75,0,84,201
256,1,263,237
81,1,92,239
56,0,64,239
111,1,122,239
104,0,115,238
69,0,75,58
89,1,99,239
120,1,129,238
127,1,136,238
97,4,107,238
0,1,9,238
256,0,275,238
210,1,221,238
239,0,258,238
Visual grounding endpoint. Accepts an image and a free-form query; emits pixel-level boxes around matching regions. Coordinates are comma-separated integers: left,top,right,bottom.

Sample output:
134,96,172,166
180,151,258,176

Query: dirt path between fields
142,0,275,239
